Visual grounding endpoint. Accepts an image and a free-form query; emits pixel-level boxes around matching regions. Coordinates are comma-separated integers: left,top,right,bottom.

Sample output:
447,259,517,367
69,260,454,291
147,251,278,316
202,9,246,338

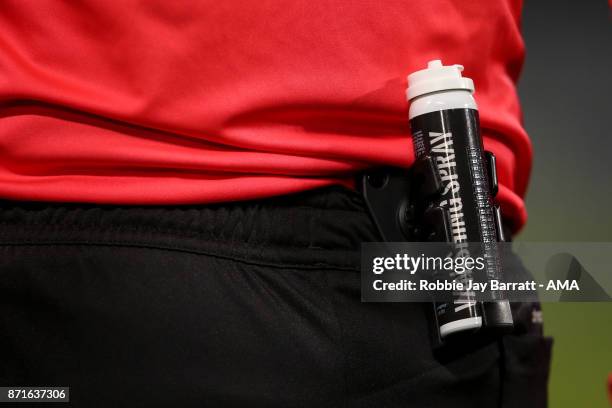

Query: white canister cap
406,60,475,101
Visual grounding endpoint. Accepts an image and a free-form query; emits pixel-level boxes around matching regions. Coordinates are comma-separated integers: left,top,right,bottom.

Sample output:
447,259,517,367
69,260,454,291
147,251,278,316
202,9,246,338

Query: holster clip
358,155,448,242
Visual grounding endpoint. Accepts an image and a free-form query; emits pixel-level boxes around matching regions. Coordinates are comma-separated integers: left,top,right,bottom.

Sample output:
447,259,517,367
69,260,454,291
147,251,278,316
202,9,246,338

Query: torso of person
0,0,530,230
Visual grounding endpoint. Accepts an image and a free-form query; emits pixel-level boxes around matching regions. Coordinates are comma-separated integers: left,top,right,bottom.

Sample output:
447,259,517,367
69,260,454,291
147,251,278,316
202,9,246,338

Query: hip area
0,185,379,271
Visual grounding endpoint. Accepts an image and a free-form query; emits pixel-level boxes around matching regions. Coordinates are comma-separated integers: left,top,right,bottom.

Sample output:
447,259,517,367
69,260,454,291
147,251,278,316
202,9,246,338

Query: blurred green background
517,1,612,406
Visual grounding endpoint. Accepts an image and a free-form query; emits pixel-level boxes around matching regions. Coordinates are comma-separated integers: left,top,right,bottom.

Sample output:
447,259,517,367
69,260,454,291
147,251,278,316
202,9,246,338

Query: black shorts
0,186,551,407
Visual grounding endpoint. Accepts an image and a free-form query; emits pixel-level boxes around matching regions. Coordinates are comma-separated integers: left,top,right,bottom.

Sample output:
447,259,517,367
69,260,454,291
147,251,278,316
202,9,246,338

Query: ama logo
545,280,579,291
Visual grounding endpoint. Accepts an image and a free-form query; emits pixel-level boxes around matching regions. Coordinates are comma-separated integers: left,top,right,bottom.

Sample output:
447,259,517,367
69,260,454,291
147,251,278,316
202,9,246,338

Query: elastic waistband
0,186,379,270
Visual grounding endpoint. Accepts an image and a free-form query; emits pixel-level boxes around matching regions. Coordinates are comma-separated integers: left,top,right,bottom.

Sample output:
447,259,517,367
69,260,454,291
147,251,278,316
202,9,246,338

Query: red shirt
0,0,530,231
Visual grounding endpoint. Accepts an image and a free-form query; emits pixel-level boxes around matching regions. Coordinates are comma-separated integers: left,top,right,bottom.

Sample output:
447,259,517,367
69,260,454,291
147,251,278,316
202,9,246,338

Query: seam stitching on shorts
0,240,361,272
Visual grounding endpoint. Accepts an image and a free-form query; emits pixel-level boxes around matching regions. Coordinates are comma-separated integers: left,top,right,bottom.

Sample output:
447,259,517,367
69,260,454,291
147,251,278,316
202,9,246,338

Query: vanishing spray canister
406,60,513,339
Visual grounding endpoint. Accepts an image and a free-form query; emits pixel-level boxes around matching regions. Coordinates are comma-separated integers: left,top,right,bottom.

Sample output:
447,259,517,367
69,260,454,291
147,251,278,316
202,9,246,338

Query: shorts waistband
0,186,379,270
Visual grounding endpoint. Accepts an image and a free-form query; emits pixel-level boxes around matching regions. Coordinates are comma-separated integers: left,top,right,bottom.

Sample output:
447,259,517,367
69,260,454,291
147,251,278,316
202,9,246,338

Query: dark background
517,1,612,406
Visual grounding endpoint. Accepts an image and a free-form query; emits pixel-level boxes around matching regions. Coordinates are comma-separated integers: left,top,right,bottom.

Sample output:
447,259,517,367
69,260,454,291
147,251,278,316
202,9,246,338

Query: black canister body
407,60,509,338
